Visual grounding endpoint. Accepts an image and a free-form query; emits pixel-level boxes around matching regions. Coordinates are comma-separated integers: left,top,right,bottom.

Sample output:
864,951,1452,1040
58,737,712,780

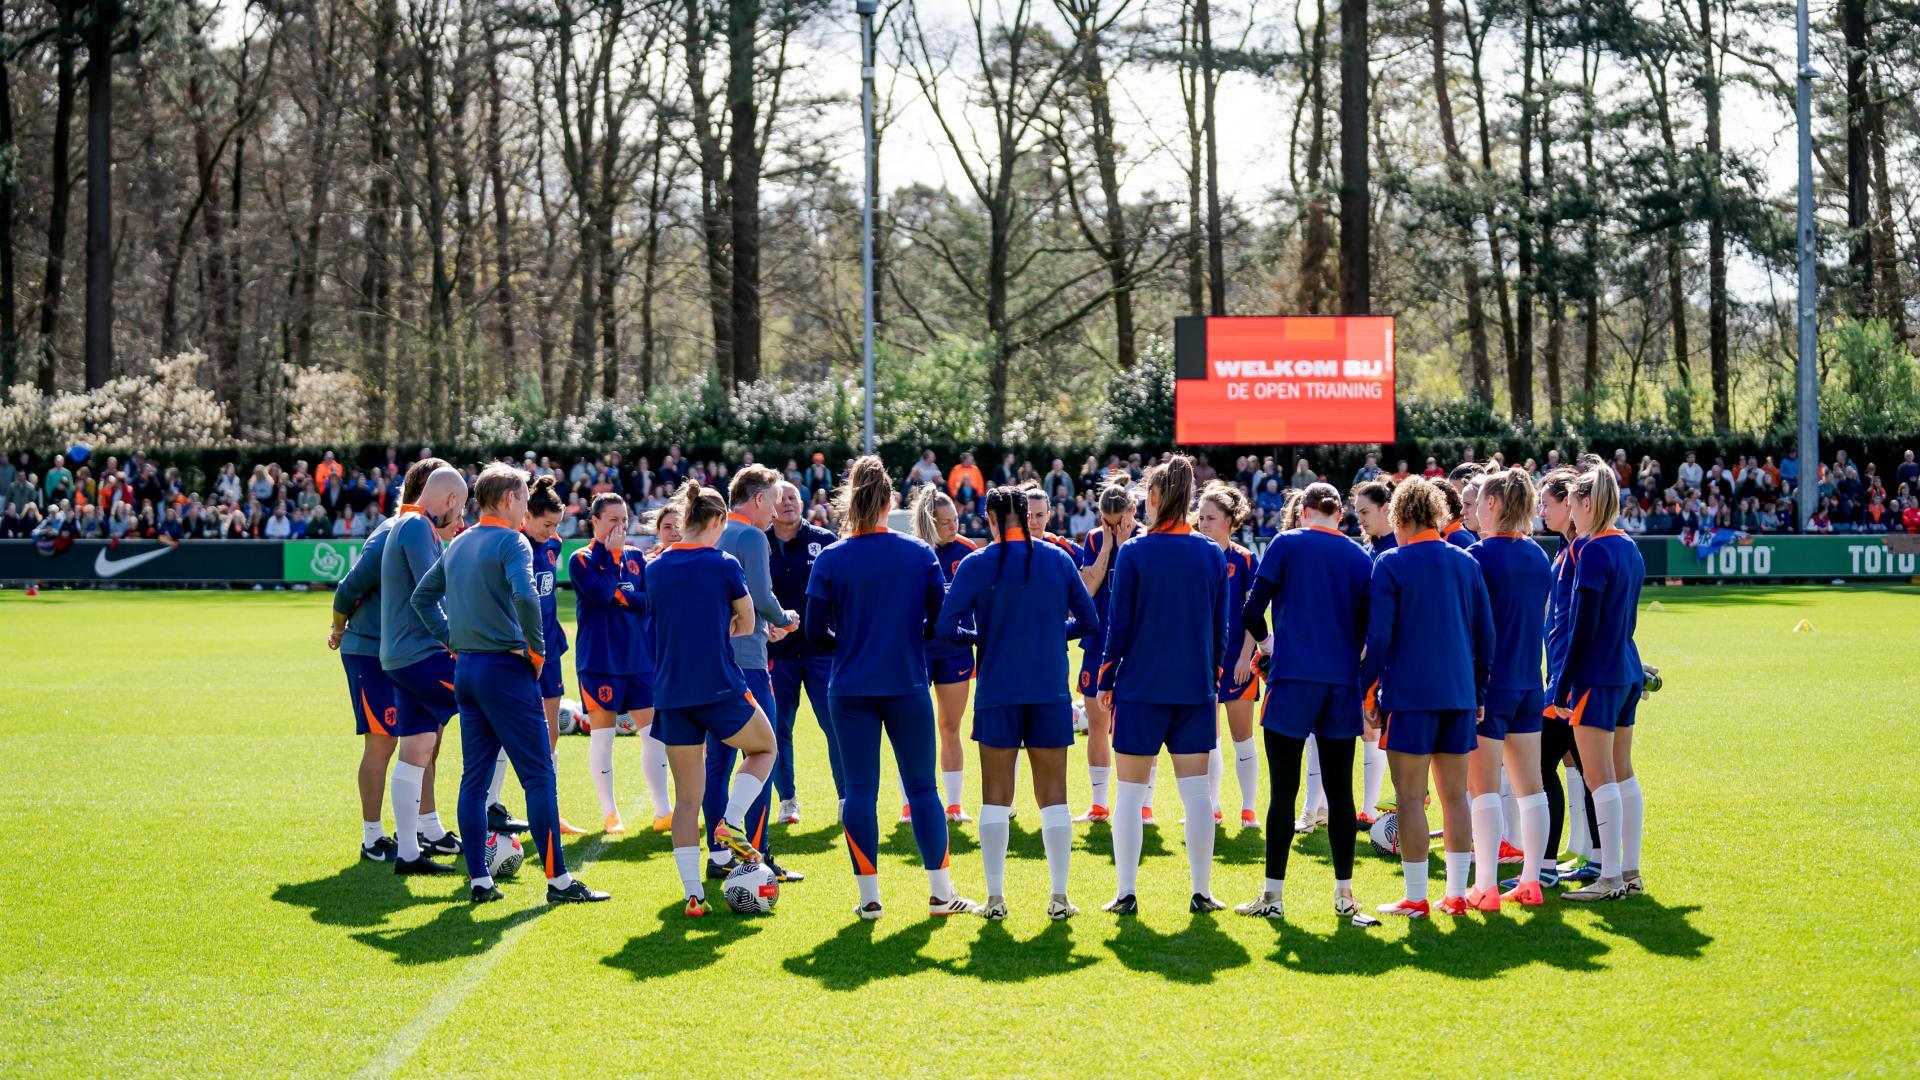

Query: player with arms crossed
1097,456,1231,915
1362,476,1495,918
644,481,781,917
937,487,1101,920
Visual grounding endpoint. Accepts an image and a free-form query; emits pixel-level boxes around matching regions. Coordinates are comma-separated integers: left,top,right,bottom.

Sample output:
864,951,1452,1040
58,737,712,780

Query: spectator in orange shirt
947,452,985,503
1421,457,1444,479
315,450,343,496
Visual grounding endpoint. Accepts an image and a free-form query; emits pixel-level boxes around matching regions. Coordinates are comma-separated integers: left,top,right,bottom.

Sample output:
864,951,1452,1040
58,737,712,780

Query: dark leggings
1539,720,1600,859
1263,731,1356,881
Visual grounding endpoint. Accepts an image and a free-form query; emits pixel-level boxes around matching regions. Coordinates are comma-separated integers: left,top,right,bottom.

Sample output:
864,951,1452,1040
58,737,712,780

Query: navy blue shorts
578,669,654,714
342,652,398,736
1076,643,1102,697
925,649,975,686
655,692,758,746
386,653,458,737
1380,709,1476,756
973,702,1074,749
1112,699,1215,756
1569,684,1640,732
1218,669,1261,704
537,652,567,700
1262,679,1361,741
1484,687,1545,738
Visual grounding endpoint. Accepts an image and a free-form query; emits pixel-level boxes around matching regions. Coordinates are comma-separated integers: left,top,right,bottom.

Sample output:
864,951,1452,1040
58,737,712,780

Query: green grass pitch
2,585,1916,1075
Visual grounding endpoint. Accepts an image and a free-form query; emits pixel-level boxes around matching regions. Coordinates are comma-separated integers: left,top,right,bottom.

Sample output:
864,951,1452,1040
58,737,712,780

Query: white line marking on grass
357,835,612,1079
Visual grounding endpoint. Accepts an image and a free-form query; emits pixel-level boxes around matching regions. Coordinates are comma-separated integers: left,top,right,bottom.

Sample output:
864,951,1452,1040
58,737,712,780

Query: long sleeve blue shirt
925,536,979,663
805,529,945,697
1554,531,1644,704
935,534,1100,708
409,517,545,657
528,533,569,661
766,521,840,661
1247,526,1373,687
1467,534,1551,693
644,544,751,708
332,516,396,657
1359,530,1495,713
569,540,650,674
379,511,448,671
719,515,794,672
1097,524,1228,704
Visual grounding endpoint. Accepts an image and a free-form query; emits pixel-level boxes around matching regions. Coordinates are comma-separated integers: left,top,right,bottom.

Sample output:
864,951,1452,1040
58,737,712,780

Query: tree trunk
1180,0,1204,314
37,14,79,393
1697,0,1730,431
684,0,733,383
1645,56,1692,428
483,29,516,376
361,0,398,436
1425,0,1490,400
727,0,761,386
1297,0,1332,314
1510,0,1535,421
0,54,18,387
1061,0,1138,366
1867,66,1905,340
84,0,116,389
1337,0,1368,315
1461,0,1515,378
1578,2,1599,423
1195,0,1226,315
1841,0,1871,314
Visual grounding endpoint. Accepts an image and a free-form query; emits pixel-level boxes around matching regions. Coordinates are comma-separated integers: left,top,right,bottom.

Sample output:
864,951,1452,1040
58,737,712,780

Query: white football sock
1233,736,1260,813
723,770,766,826
418,810,448,842
1302,736,1325,817
1040,804,1072,895
979,804,1011,897
392,760,424,861
362,820,384,847
857,874,881,906
1403,859,1429,902
1112,780,1148,897
548,870,573,889
470,874,494,889
1470,793,1503,890
711,849,733,868
927,866,953,900
1088,765,1111,808
1618,776,1643,873
1591,781,1622,878
1206,747,1224,814
1264,877,1285,897
673,846,704,900
1566,764,1589,859
488,748,508,806
1362,739,1386,813
640,725,671,817
1517,792,1550,883
1178,775,1215,896
1444,850,1471,899
1498,768,1518,844
942,770,965,810
589,727,617,816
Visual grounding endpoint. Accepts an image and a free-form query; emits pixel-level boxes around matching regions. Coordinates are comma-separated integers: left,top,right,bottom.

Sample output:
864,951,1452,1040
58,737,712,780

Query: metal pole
1795,0,1818,528
858,0,878,456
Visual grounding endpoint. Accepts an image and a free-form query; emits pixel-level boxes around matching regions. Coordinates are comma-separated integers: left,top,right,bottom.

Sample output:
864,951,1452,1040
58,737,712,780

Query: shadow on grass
272,861,457,929
882,819,979,859
1590,895,1712,959
602,901,767,981
782,916,950,991
952,918,1102,982
1107,913,1252,984
349,898,550,965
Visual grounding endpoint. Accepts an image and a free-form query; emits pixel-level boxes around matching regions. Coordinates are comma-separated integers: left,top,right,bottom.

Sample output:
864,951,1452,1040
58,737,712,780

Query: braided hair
983,486,1033,582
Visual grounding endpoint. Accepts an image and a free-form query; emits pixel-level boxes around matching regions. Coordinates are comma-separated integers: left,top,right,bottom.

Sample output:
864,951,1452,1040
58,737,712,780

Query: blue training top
332,515,397,657
767,521,839,661
1554,530,1644,704
644,544,751,708
379,511,448,671
570,540,650,674
935,532,1101,709
528,533,569,662
1359,529,1495,713
1098,523,1229,704
409,516,545,657
1251,525,1373,687
805,528,946,697
1544,535,1582,692
1468,533,1551,693
925,536,978,664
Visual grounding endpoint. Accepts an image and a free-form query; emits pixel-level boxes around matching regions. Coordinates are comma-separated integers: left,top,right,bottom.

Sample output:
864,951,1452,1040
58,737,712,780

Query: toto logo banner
1662,536,1920,579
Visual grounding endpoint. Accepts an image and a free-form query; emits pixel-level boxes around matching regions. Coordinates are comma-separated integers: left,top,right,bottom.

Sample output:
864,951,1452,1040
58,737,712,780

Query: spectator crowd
4,441,1918,545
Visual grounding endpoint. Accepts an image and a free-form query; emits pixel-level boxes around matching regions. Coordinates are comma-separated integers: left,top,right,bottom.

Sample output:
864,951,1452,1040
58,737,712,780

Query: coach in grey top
379,467,467,672
332,516,397,657
718,464,799,672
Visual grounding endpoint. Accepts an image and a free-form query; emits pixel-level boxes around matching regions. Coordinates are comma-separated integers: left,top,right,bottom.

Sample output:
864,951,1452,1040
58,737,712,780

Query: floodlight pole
858,0,879,456
1794,0,1818,528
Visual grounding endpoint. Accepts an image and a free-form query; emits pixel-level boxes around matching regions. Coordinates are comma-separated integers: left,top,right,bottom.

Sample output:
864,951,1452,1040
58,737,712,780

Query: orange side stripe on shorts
843,828,877,875
439,680,455,691
361,689,388,735
1569,690,1592,726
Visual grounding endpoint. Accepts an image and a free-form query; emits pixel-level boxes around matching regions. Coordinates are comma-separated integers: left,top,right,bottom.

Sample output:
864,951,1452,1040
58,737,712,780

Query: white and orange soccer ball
485,831,525,878
557,698,583,736
723,861,779,914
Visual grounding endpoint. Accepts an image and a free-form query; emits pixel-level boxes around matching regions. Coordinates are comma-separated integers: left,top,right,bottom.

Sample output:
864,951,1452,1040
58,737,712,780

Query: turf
1,584,1916,1075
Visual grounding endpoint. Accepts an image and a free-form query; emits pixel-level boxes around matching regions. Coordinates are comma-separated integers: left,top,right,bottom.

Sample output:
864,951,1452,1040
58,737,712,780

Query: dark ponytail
984,486,1033,580
527,475,563,516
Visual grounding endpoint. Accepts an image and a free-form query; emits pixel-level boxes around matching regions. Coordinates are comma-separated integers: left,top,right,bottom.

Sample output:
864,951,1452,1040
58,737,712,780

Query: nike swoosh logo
93,547,173,578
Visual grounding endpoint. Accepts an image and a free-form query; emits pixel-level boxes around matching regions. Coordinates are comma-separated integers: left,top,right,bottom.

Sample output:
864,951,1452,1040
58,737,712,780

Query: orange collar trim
853,526,890,536
1150,520,1193,535
1002,528,1030,542
1592,528,1627,539
1307,525,1344,536
727,512,755,526
1405,529,1443,545
666,541,711,551
477,515,514,529
1442,521,1464,536
398,503,424,516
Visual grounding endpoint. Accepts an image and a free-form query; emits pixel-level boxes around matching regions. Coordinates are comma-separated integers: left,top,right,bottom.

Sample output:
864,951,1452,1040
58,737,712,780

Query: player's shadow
601,901,766,981
782,915,949,991
1589,896,1712,959
1213,826,1268,866
882,820,980,858
1107,913,1251,984
952,918,1101,982
1265,903,1612,979
585,831,672,865
349,898,550,966
1075,824,1170,861
768,822,844,857
272,863,456,929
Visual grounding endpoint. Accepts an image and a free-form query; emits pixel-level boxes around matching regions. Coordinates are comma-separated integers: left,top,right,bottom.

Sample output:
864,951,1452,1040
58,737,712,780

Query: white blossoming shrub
33,351,234,449
286,365,368,446
0,384,54,449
